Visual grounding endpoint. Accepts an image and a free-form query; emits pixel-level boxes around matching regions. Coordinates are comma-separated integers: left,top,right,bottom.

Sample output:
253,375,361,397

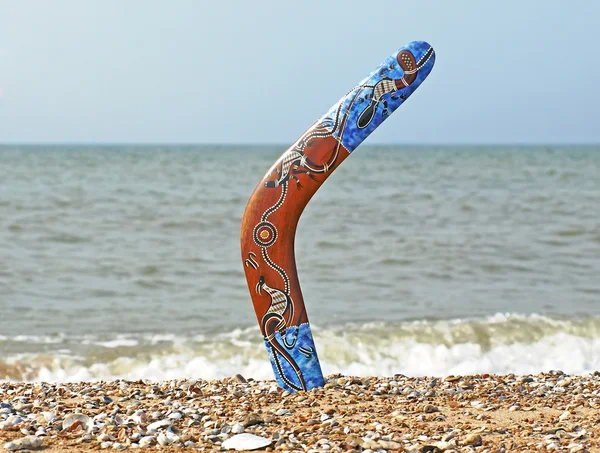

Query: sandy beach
1,372,598,452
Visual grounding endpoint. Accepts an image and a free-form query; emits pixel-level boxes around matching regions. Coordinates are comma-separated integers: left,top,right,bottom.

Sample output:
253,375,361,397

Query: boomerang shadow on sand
241,41,435,392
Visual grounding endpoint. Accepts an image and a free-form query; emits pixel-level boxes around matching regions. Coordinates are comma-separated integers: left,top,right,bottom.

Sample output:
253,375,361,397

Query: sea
0,144,599,383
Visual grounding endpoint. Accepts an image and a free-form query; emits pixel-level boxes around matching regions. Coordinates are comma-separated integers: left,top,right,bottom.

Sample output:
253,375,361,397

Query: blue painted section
264,323,326,392
319,41,435,153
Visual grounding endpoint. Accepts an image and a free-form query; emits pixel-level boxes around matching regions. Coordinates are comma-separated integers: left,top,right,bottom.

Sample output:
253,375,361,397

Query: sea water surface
0,145,599,381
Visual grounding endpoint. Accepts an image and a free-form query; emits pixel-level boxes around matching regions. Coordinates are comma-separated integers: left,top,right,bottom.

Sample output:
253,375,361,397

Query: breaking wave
2,313,600,382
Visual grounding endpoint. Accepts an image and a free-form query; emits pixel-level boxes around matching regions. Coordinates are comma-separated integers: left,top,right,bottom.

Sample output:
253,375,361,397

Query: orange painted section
241,133,350,327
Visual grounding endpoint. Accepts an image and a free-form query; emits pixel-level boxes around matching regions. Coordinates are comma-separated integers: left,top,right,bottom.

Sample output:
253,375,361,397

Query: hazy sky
1,1,599,144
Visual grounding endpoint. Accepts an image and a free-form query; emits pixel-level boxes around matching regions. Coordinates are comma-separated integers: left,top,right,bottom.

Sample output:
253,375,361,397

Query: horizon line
1,142,599,147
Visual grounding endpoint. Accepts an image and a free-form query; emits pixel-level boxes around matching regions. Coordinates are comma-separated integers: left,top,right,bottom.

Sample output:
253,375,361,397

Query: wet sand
1,372,599,452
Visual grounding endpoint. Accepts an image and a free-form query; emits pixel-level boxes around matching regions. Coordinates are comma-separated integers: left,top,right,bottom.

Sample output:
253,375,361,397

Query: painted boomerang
241,41,435,392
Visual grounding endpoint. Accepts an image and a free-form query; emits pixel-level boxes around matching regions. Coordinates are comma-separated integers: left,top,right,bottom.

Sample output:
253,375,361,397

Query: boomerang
241,41,435,391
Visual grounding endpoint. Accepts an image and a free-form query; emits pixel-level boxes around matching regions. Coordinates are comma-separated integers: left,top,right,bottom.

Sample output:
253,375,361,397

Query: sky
0,1,599,145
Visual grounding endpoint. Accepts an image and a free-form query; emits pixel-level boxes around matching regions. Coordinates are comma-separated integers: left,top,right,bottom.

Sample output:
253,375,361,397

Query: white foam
93,338,140,348
3,331,599,383
320,332,600,377
30,355,274,383
4,314,600,383
1,334,67,344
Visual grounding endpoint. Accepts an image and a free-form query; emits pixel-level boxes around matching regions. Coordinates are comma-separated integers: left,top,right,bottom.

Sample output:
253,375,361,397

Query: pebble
362,439,381,450
13,403,32,412
156,433,170,446
138,436,155,447
243,413,263,427
41,412,56,424
97,433,111,442
232,374,247,383
2,416,22,427
231,422,245,434
3,436,43,451
0,373,599,452
165,429,180,444
146,418,171,431
379,439,402,450
463,433,483,446
168,411,183,419
130,411,147,424
433,440,453,450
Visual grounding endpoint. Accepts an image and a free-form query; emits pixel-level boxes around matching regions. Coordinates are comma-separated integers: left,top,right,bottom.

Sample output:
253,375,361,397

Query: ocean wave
2,313,600,382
